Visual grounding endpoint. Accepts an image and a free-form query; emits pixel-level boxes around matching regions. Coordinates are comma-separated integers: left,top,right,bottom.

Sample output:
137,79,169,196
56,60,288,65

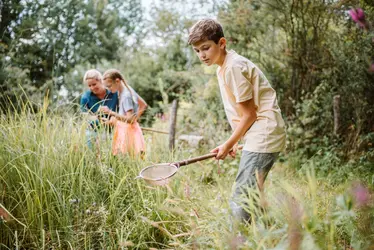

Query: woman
80,69,118,149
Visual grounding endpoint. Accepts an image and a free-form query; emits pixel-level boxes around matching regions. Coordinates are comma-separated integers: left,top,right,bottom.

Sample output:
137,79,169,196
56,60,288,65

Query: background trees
1,0,373,163
1,0,373,248
0,0,142,108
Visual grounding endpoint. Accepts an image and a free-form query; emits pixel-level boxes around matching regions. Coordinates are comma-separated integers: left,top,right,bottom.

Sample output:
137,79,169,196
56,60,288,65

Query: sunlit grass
0,101,373,249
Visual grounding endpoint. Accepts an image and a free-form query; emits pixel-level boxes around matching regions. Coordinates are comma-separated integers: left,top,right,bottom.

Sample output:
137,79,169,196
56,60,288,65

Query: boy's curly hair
188,19,224,45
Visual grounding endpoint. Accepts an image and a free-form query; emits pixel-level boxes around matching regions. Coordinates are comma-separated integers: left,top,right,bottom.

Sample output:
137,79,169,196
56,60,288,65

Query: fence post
333,95,340,136
169,99,178,151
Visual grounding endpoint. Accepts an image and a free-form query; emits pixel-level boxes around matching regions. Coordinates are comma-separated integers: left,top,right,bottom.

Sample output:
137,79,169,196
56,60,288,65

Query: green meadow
1,0,374,249
1,101,373,249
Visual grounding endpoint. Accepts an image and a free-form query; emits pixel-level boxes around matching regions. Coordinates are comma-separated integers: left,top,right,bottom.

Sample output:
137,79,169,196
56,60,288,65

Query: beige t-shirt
216,50,286,153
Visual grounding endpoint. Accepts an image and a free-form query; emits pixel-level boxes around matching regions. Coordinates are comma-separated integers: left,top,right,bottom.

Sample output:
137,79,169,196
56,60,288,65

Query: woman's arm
80,96,100,121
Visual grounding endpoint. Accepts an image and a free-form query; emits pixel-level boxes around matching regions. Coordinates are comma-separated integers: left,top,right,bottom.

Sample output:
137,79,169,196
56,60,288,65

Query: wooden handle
175,144,244,167
176,152,217,167
141,127,169,134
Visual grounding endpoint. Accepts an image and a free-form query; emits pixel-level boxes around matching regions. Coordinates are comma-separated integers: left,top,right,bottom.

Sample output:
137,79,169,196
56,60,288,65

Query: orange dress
112,86,145,157
112,120,145,156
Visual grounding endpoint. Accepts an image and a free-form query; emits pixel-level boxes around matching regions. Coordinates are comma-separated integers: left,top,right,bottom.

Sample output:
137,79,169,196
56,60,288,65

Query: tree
0,0,142,109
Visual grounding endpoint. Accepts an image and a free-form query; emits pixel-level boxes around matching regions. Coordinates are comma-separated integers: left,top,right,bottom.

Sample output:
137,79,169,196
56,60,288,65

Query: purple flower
369,63,374,73
349,8,368,29
351,182,371,207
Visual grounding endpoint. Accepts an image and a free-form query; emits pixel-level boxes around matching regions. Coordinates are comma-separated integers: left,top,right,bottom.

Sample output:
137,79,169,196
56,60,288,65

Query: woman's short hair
83,69,102,83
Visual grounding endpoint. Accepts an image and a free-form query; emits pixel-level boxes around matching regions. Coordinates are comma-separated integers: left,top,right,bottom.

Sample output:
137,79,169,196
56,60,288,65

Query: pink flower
351,182,371,207
369,63,374,73
349,8,368,29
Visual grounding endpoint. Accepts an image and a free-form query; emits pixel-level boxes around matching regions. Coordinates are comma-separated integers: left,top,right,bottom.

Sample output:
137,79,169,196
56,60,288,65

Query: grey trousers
229,151,279,222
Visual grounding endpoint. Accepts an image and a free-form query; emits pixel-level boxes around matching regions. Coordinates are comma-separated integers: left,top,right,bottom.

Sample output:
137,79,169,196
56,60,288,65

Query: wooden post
333,95,340,136
169,99,178,151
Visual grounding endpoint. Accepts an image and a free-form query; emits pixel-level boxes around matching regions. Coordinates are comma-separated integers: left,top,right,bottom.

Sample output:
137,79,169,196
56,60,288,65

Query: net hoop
138,163,178,182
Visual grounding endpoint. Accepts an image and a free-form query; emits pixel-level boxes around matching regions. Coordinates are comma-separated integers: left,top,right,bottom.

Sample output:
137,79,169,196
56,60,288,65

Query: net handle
175,145,243,167
175,153,217,167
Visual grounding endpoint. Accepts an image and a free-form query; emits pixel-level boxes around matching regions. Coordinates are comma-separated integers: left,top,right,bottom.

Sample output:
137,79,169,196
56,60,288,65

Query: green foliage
219,0,374,156
219,0,335,114
287,81,334,157
0,101,185,248
0,0,143,109
327,22,374,144
1,105,373,248
1,0,374,248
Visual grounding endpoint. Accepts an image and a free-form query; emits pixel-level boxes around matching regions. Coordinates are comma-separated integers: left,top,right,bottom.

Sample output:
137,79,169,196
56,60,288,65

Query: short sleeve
225,65,253,103
80,95,89,112
121,92,135,113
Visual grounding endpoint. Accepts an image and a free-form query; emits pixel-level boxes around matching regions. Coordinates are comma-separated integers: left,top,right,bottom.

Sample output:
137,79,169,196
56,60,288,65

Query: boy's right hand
211,143,238,160
210,144,230,160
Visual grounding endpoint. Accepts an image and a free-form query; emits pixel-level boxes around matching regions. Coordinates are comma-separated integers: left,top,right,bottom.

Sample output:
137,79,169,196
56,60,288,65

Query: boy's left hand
228,143,238,159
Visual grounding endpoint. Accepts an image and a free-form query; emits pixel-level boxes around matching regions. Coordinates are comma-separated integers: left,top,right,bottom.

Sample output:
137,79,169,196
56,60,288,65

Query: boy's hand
210,144,231,160
228,143,238,159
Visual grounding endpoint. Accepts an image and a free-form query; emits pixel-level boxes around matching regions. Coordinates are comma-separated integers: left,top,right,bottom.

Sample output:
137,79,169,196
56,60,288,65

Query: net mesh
140,163,178,180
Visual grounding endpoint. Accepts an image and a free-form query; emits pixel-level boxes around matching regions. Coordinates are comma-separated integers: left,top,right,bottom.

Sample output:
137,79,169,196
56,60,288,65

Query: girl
99,69,147,157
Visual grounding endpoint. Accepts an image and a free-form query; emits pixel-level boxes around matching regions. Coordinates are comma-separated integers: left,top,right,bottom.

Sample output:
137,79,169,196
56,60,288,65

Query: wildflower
69,198,80,204
0,207,10,222
349,8,368,29
184,182,191,199
351,182,371,207
229,234,247,250
369,63,374,73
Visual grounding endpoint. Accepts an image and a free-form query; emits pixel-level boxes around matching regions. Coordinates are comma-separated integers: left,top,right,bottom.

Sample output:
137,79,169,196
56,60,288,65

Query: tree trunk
169,99,178,151
333,95,340,136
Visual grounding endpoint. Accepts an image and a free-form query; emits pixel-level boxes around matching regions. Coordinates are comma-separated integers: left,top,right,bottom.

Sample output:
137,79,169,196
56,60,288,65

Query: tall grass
0,101,373,249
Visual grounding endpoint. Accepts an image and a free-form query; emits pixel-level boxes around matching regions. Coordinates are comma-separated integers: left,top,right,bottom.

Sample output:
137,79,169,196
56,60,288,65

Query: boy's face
192,38,226,66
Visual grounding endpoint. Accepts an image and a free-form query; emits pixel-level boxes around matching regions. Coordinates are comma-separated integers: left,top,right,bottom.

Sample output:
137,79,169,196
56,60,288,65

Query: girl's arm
100,92,146,123
100,106,136,124
137,95,148,119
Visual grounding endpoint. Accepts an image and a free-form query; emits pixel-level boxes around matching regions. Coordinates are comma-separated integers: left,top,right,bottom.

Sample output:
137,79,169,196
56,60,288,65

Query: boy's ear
219,37,227,49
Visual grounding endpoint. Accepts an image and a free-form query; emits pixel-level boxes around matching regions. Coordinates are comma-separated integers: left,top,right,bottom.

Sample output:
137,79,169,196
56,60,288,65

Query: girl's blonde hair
83,69,102,83
103,69,132,92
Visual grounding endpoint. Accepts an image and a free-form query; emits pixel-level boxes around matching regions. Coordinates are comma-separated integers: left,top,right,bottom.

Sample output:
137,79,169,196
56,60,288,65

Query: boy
188,19,286,222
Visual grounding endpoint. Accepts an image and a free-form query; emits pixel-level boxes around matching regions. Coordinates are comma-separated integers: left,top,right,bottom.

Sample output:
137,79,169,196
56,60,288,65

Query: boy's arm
211,98,257,160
